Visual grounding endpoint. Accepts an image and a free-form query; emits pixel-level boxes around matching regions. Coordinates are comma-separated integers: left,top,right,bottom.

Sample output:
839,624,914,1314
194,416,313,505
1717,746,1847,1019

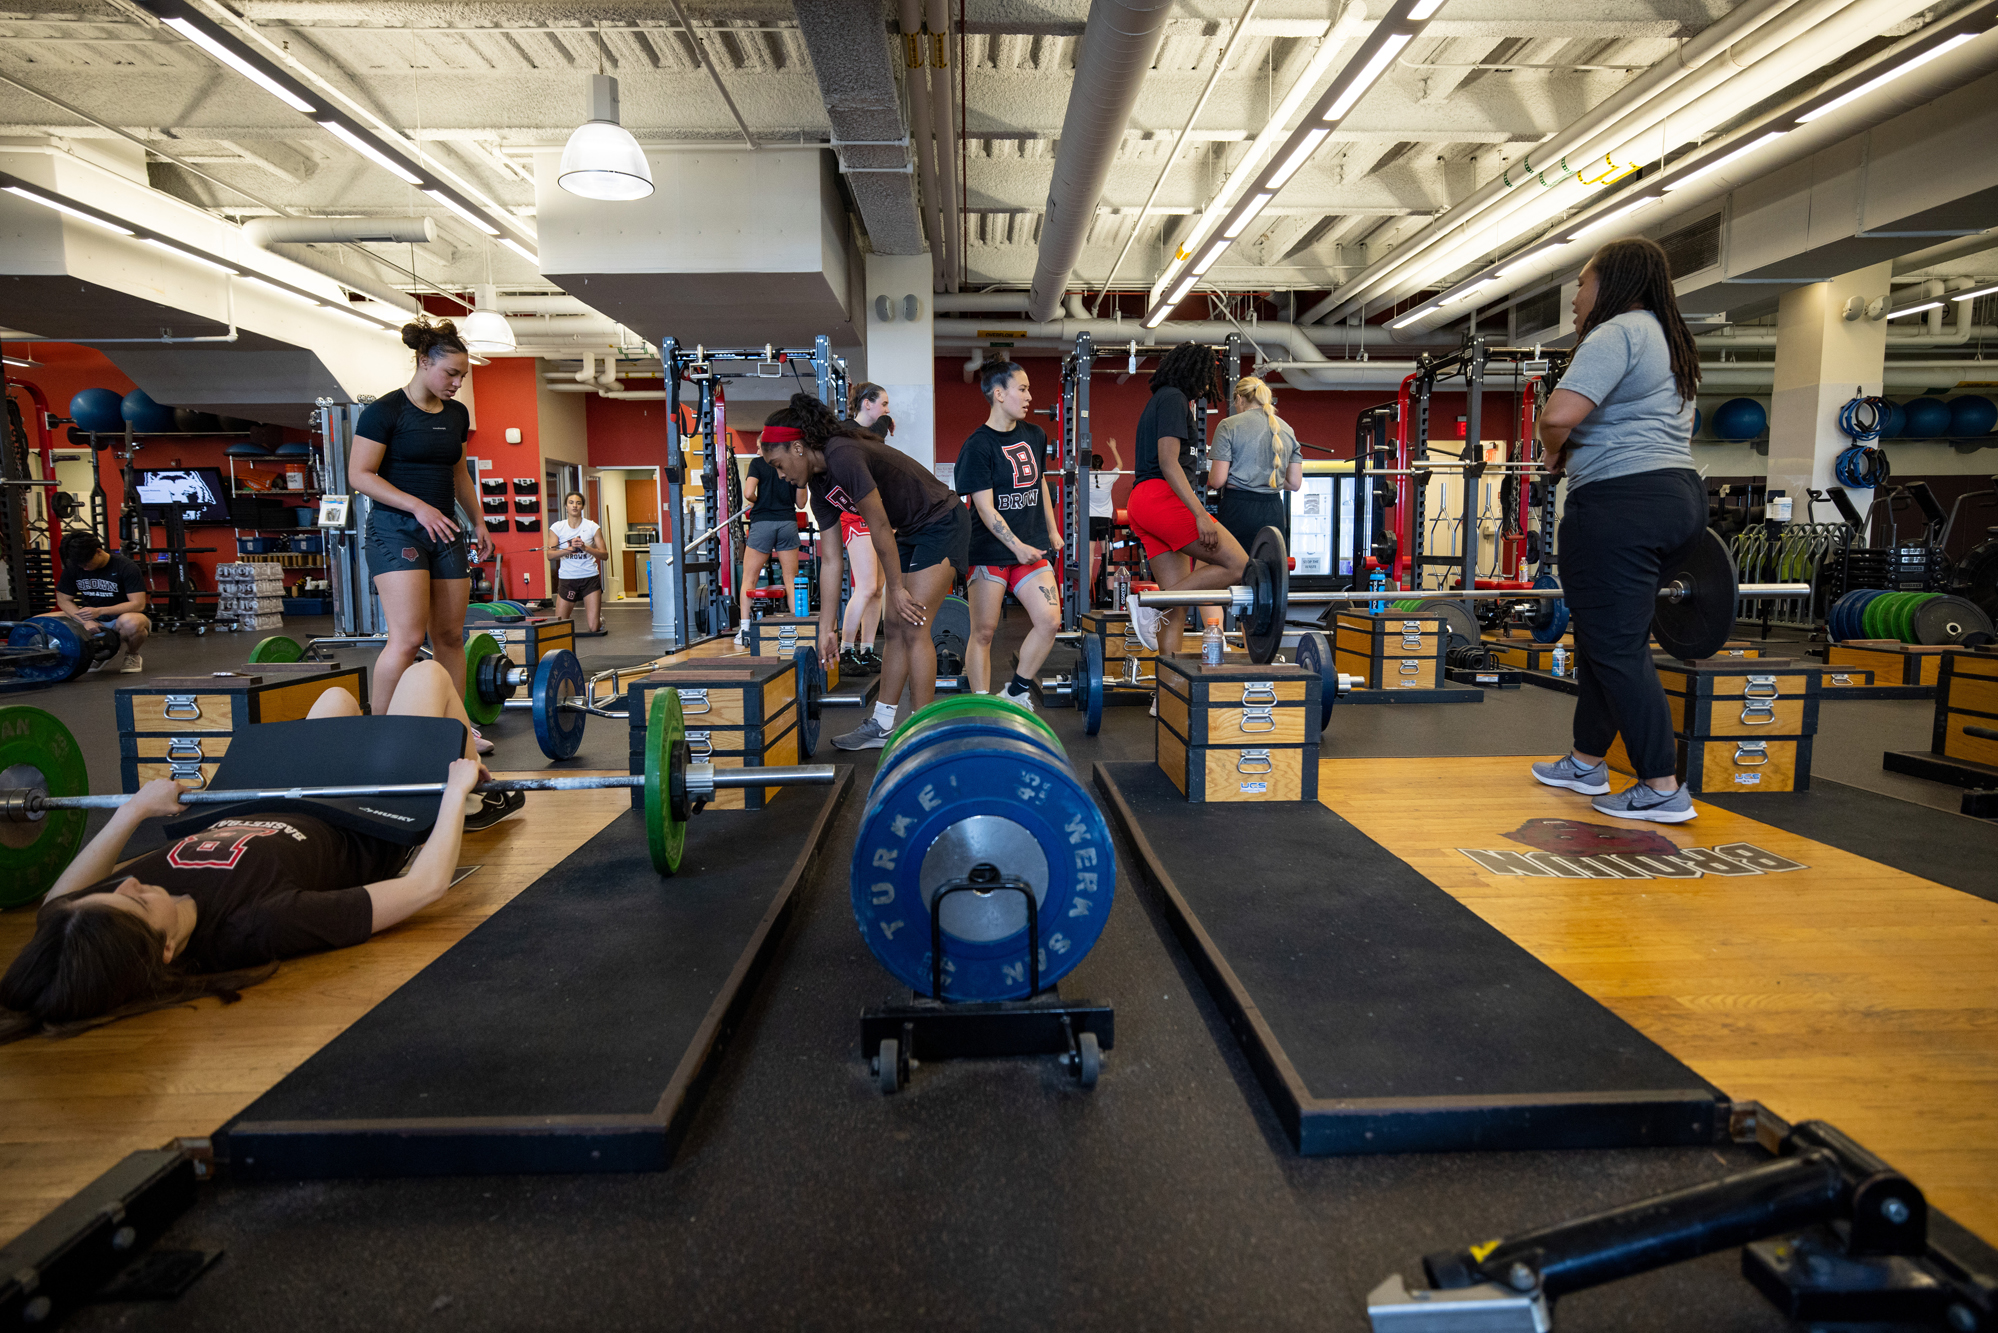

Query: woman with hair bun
351,318,494,753
1207,375,1303,553
758,392,970,749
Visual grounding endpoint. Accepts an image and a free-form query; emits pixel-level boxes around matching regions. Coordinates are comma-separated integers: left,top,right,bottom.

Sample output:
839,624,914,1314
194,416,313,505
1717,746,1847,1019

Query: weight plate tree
851,697,1114,1001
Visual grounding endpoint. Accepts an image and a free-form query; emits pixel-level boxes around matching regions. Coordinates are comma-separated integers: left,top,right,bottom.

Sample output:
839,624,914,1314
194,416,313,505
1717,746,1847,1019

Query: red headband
760,426,803,443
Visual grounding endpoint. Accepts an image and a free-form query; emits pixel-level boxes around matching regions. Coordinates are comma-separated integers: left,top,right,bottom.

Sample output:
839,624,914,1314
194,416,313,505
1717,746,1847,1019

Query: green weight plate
882,694,1062,771
1896,592,1933,644
0,706,90,908
644,686,688,876
249,635,304,664
1860,591,1897,640
1882,592,1917,643
462,632,503,726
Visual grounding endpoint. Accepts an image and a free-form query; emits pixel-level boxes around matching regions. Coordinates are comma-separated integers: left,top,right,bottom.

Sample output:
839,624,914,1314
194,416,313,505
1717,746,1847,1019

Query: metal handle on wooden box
1236,749,1273,775
1732,740,1770,767
163,694,201,721
688,730,713,760
1739,700,1777,726
167,737,208,787
676,687,711,715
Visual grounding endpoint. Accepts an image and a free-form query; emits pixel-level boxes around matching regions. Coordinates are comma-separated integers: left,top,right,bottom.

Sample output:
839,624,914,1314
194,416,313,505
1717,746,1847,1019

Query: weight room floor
3,606,1994,1329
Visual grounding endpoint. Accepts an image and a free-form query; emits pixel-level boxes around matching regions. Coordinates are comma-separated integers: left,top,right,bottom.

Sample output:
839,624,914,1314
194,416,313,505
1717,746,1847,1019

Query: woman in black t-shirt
758,393,971,750
351,319,493,744
734,451,802,644
0,662,496,1037
956,361,1062,706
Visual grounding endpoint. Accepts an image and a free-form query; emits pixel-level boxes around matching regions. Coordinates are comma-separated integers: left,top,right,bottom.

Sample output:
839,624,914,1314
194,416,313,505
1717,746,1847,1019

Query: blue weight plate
6,619,84,686
531,648,586,760
1528,571,1567,644
1082,632,1104,735
793,644,822,757
1293,629,1336,733
1832,590,1862,642
1852,588,1890,641
851,735,1115,1000
872,710,1068,792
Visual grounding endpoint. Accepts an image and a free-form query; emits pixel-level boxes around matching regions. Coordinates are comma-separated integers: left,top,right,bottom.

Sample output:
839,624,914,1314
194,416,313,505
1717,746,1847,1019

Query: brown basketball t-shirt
806,435,961,535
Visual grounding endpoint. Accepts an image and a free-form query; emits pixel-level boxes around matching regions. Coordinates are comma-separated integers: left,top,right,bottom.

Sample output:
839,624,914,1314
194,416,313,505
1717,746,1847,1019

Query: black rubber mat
1701,778,1998,904
222,771,850,1176
1095,761,1720,1154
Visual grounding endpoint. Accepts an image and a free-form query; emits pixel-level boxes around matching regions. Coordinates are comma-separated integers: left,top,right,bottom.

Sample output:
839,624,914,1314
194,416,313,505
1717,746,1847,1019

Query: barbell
1132,527,1812,663
0,692,837,907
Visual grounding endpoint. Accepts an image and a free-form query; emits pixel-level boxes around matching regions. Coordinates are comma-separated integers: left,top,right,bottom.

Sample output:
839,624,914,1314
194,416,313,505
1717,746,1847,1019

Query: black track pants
1558,467,1706,780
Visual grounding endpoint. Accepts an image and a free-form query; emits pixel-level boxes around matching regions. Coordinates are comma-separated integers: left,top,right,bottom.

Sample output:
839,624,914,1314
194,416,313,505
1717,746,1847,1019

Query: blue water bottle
793,573,810,618
1367,563,1387,615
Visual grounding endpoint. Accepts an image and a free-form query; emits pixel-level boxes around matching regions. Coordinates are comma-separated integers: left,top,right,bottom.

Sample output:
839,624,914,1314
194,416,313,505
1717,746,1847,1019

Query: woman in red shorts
1125,342,1248,657
838,384,892,673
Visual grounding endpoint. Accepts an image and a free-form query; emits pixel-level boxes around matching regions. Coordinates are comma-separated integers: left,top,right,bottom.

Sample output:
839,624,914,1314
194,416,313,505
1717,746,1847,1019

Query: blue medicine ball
120,389,177,434
69,387,125,434
1876,400,1906,440
1949,394,1997,438
1711,397,1767,441
1902,396,1952,439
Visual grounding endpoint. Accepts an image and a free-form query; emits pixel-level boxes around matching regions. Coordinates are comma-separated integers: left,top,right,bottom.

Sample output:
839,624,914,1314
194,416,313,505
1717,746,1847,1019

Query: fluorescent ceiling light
498,237,540,266
1190,240,1230,277
1443,279,1497,305
235,274,321,307
143,237,237,275
1951,281,1998,302
1168,275,1198,304
1408,0,1446,17
1268,128,1331,190
162,16,316,114
4,185,135,235
1495,247,1554,278
1324,33,1414,122
1224,194,1274,240
1565,196,1657,242
1886,300,1943,319
1391,305,1441,329
1663,131,1788,191
424,188,500,236
319,120,424,185
1143,305,1176,329
1798,33,1978,123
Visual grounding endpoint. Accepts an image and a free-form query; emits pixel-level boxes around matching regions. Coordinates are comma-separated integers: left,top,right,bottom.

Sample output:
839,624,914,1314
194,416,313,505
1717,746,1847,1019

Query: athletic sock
1009,673,1032,696
872,701,897,730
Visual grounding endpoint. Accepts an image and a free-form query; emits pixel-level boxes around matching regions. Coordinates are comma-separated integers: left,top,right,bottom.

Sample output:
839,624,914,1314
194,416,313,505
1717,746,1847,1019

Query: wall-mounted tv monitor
135,467,230,523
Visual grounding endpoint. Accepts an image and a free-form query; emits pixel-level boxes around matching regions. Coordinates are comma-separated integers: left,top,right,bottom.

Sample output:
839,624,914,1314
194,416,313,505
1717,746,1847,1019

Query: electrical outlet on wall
522,573,531,584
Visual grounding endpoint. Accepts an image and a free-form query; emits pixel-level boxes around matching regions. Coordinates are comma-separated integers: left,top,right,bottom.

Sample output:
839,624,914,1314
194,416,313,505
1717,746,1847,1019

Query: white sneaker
1130,604,1161,651
1000,683,1036,711
118,654,143,674
733,625,749,647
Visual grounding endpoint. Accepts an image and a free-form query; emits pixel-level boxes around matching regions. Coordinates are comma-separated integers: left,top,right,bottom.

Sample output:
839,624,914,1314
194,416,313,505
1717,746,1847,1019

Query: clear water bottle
1551,644,1569,678
1202,621,1223,665
793,573,810,618
1114,568,1131,611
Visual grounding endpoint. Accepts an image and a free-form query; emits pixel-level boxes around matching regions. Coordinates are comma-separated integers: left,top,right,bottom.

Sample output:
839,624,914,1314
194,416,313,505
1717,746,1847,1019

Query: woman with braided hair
758,393,971,749
1529,236,1705,824
1208,375,1303,553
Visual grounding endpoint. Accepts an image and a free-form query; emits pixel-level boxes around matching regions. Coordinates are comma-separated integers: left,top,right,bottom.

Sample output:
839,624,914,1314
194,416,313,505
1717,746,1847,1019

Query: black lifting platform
861,867,1114,1094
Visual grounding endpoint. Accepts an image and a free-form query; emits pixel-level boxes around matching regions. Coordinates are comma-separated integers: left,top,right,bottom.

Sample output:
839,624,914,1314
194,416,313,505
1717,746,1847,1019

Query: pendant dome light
460,283,516,354
559,74,654,201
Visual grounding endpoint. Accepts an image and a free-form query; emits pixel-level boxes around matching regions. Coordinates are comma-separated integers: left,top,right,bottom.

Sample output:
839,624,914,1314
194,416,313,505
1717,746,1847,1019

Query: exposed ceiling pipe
259,245,418,314
1024,0,1175,321
1894,232,1998,275
925,0,963,293
935,316,1437,349
792,0,927,255
933,292,1033,311
898,0,945,291
492,294,602,316
1298,0,1863,326
244,217,436,246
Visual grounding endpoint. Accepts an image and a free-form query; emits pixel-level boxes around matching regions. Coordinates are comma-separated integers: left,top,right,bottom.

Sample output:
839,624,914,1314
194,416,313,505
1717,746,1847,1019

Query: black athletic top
70,814,403,972
955,422,1050,565
58,552,146,607
746,456,798,520
806,435,962,535
1134,386,1199,485
356,389,470,513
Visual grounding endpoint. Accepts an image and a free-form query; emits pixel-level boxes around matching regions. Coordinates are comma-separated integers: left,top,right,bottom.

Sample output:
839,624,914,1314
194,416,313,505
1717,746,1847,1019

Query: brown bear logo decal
1503,818,1680,858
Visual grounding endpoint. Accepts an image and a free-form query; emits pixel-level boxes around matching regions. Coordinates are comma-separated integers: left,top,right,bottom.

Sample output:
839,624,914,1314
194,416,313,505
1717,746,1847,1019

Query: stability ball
1949,395,1997,438
69,387,125,434
120,389,177,434
1710,397,1767,441
1902,396,1952,439
1692,408,1703,438
1876,400,1906,440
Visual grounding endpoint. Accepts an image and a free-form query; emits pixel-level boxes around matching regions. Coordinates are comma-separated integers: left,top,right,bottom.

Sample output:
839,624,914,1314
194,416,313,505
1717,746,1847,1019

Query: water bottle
1551,644,1568,679
1367,565,1387,615
1202,621,1223,665
793,573,810,618
1115,569,1130,612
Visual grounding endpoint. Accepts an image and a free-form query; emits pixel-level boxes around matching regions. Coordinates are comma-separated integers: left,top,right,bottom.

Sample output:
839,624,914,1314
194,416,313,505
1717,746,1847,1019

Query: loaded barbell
1133,527,1812,664
0,691,836,907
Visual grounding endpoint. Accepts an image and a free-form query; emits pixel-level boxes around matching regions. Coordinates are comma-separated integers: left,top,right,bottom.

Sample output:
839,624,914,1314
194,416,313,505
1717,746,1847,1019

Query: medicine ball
1902,396,1952,439
1949,394,1997,438
1710,397,1767,441
120,389,177,434
69,387,125,434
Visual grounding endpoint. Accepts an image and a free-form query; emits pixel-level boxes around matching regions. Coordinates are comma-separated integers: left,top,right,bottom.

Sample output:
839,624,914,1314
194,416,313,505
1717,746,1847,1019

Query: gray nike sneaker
833,716,893,750
1592,782,1697,823
1530,753,1611,795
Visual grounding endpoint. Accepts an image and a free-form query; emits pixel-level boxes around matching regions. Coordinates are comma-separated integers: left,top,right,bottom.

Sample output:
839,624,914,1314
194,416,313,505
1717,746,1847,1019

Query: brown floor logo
1454,818,1809,879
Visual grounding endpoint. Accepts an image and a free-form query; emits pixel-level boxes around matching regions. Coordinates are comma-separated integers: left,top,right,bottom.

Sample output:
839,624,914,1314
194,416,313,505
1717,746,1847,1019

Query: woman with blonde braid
1207,375,1303,552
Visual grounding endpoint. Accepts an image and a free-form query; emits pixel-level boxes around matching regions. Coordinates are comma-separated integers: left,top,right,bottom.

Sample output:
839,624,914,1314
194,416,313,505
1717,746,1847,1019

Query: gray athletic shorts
746,517,801,553
366,505,470,580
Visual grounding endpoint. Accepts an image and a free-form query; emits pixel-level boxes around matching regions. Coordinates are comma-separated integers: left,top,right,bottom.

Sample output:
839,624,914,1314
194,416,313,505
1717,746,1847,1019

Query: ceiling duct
793,0,927,256
1025,0,1175,322
244,217,437,246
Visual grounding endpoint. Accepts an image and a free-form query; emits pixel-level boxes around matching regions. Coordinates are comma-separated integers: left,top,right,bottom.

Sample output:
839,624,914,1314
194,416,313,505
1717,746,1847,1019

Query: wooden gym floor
1325,756,1998,1241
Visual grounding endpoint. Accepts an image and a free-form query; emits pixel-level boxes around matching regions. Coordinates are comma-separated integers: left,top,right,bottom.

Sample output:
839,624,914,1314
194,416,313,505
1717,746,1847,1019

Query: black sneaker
464,789,525,831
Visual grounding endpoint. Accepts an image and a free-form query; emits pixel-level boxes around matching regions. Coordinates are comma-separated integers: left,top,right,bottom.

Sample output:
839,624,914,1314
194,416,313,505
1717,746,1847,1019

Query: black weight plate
531,648,586,760
931,594,971,656
1913,595,1996,646
1432,600,1480,650
6,619,84,686
1245,526,1288,664
1652,528,1735,660
1083,632,1105,735
793,644,823,757
1293,629,1336,734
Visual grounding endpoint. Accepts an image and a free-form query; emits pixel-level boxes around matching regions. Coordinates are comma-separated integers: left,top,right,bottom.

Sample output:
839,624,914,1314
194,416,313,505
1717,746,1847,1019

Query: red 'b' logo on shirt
168,826,280,870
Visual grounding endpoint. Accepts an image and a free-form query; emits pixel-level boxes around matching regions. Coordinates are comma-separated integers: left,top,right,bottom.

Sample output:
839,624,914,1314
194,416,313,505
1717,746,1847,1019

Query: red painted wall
463,357,550,599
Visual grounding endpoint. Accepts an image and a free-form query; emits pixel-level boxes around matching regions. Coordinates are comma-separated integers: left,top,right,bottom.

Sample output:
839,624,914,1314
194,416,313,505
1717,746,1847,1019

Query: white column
1765,261,1891,521
864,252,936,469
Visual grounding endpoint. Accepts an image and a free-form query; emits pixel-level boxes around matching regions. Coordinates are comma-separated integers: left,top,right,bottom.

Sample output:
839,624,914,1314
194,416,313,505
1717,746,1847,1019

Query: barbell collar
684,763,838,799
1128,587,1257,610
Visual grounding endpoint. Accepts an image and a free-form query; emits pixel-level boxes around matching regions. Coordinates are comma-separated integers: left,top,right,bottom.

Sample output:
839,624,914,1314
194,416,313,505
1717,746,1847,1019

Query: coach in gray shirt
1527,236,1707,826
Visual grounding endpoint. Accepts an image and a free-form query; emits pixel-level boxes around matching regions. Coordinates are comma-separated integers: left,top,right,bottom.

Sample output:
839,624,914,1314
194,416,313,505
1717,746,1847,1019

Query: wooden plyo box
468,616,575,668
1079,610,1155,666
745,614,838,690
1155,657,1319,803
1335,611,1444,690
1826,640,1953,688
1935,650,1998,769
626,660,799,811
116,667,368,792
1605,658,1821,793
